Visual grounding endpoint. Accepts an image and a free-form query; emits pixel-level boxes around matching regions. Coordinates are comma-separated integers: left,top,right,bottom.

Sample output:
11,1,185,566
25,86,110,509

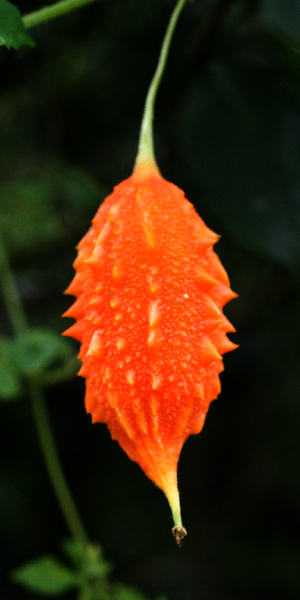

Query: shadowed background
1,0,300,598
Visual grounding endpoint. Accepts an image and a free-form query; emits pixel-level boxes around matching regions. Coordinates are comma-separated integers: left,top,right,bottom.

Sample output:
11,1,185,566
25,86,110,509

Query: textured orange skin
63,167,237,501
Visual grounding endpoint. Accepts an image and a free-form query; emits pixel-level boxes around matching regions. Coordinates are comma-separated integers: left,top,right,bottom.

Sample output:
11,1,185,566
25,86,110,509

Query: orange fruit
63,163,237,543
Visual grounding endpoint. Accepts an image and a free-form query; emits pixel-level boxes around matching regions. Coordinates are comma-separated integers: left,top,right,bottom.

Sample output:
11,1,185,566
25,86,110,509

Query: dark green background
1,0,300,598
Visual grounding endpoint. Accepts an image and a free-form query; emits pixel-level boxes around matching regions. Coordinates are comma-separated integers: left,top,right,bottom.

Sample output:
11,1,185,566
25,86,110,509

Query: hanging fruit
63,0,237,545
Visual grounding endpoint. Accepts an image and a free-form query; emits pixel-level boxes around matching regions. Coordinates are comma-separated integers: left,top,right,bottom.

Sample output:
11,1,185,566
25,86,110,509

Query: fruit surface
63,165,237,535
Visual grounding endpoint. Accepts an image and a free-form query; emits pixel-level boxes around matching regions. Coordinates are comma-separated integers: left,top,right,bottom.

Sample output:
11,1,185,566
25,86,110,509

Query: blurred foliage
1,0,300,599
11,537,167,599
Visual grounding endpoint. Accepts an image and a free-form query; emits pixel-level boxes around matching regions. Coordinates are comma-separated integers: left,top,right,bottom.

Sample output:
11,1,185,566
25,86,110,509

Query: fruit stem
0,232,28,336
0,232,89,549
23,0,99,29
30,382,89,548
134,0,187,172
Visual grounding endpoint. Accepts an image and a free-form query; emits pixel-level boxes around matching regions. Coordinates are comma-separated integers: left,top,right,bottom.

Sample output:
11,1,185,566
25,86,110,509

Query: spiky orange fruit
63,163,237,542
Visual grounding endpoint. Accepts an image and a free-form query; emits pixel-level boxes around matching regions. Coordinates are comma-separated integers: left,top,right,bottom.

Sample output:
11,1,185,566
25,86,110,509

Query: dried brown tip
172,525,187,546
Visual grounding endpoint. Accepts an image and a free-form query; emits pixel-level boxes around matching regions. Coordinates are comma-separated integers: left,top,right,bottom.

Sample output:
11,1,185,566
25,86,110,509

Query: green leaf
10,329,72,378
0,361,22,400
113,583,149,600
62,539,112,580
0,0,34,49
0,337,22,400
83,545,112,581
62,538,85,567
77,583,111,600
11,555,78,595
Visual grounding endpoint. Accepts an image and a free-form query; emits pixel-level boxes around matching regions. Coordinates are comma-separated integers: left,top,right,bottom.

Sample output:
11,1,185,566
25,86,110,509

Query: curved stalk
23,0,100,29
0,233,88,547
134,0,187,171
30,383,89,547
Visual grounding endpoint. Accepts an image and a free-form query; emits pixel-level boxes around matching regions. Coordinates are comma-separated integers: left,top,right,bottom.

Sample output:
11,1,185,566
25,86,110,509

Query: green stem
0,233,88,547
30,383,89,547
135,0,187,170
23,0,100,29
0,233,28,336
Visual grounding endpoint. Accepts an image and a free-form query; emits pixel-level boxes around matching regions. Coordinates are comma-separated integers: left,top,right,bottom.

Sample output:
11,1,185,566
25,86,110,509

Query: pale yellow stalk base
132,161,161,182
163,476,187,546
